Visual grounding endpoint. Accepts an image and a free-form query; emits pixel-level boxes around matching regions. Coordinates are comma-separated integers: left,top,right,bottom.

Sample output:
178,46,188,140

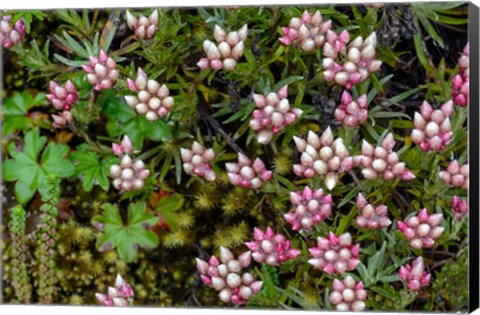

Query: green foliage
92,202,160,262
103,96,172,149
69,148,117,192
2,129,74,203
1,90,48,135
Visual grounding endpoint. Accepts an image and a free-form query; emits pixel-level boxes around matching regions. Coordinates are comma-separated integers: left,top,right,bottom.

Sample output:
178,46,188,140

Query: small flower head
279,11,333,52
452,195,468,220
329,275,367,311
245,227,300,266
52,111,74,129
226,154,272,190
82,50,119,91
181,141,216,181
47,80,78,111
334,91,368,127
124,68,174,121
439,160,469,190
355,193,391,229
398,257,431,292
284,186,333,231
308,232,360,275
293,128,359,190
360,134,415,181
411,100,453,152
198,24,247,71
249,85,302,144
0,15,26,49
110,136,149,191
195,247,263,305
397,209,444,249
452,43,469,107
95,274,134,307
125,10,158,39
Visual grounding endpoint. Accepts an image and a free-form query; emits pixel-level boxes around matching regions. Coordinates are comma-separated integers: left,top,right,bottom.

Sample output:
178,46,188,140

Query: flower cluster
355,193,391,229
197,24,247,71
82,50,119,91
452,43,469,107
439,160,469,190
284,186,333,231
226,153,272,189
323,32,382,89
0,15,25,49
308,232,360,275
52,111,74,129
360,133,415,181
47,80,78,111
245,227,300,266
334,91,368,127
95,274,134,307
397,209,444,249
329,275,367,312
125,10,158,39
398,257,431,292
293,128,359,190
195,247,263,305
181,141,216,181
411,100,453,151
109,136,150,191
278,10,333,52
124,68,174,121
452,195,468,220
249,86,303,144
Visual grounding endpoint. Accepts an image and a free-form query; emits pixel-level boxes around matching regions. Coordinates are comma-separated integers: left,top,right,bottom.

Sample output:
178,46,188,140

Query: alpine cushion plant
0,3,470,312
249,85,302,144
284,186,333,231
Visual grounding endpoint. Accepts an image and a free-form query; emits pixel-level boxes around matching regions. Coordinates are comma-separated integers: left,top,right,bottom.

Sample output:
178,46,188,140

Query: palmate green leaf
155,194,185,231
92,202,160,263
2,129,74,204
104,97,172,149
1,91,47,135
70,150,118,192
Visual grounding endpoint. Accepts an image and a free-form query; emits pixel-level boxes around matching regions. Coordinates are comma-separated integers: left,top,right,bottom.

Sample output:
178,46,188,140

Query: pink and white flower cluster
439,160,469,190
195,247,263,305
293,128,359,190
452,195,468,220
47,80,78,111
82,50,119,91
398,257,431,293
278,11,333,52
125,10,158,39
124,68,174,121
355,193,391,229
0,15,25,49
397,209,444,249
181,141,216,181
226,153,272,190
249,86,303,145
95,274,134,307
411,100,453,152
452,43,469,107
284,186,333,231
323,32,382,89
52,111,74,129
110,136,150,191
197,24,247,71
334,91,368,127
245,227,300,266
329,275,367,312
308,232,360,275
360,133,415,181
